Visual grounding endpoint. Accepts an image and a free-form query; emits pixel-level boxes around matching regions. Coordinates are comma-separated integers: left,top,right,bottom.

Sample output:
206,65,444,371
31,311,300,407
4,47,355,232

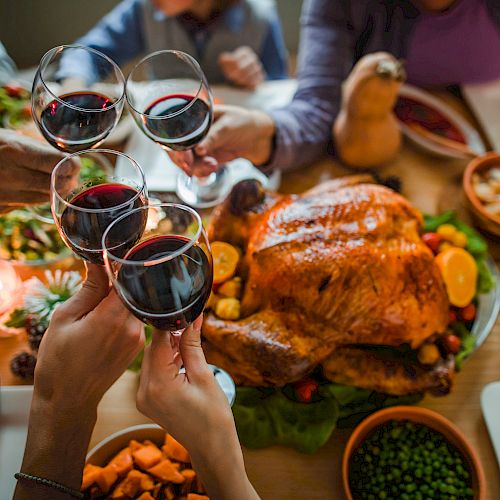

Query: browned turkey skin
203,177,453,395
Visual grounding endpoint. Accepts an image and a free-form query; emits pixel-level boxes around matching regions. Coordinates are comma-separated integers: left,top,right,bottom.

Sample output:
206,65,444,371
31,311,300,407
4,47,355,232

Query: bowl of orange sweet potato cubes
83,424,209,499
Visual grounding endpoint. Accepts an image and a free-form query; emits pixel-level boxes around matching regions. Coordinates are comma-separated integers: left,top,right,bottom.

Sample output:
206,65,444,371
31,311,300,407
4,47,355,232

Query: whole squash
333,52,405,168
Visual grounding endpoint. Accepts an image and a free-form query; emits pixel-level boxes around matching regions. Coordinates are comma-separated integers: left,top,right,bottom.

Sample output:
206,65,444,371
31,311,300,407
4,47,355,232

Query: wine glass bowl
102,203,213,332
125,50,230,208
32,45,125,153
51,149,148,265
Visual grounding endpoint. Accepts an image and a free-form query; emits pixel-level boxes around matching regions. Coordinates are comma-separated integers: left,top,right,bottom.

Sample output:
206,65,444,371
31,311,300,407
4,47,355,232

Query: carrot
133,444,163,470
95,464,118,494
147,459,186,483
163,434,190,463
108,447,133,476
81,463,102,490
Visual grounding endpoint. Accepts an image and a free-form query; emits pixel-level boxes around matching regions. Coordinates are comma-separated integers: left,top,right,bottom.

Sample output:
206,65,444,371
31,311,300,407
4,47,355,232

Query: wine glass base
176,167,231,208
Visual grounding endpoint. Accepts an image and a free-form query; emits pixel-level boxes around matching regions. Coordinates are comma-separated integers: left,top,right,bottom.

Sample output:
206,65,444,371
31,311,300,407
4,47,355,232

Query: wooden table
1,92,499,498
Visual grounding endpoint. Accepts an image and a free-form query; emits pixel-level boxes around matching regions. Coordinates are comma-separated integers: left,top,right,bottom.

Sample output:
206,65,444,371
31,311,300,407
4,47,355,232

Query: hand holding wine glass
125,50,231,207
137,316,260,500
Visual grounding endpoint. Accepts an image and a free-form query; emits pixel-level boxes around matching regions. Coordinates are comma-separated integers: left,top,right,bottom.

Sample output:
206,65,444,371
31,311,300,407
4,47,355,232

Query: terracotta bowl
86,424,164,465
463,152,500,237
342,406,486,500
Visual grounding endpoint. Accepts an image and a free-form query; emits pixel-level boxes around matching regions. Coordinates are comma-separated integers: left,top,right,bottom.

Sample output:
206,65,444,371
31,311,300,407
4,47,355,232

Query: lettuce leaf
233,386,339,454
233,384,423,453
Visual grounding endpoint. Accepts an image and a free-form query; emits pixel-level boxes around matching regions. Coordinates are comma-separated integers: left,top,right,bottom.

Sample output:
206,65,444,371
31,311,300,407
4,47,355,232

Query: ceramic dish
342,406,486,500
397,84,486,159
86,424,165,466
463,152,500,237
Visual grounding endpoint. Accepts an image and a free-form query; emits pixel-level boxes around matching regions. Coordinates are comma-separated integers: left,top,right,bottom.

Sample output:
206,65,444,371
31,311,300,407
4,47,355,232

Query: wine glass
125,50,230,208
51,150,148,265
102,203,213,333
32,45,125,153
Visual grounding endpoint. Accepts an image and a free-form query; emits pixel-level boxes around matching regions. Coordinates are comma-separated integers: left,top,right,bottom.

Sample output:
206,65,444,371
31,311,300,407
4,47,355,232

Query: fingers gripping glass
125,50,230,208
51,149,148,265
102,204,213,334
32,45,125,153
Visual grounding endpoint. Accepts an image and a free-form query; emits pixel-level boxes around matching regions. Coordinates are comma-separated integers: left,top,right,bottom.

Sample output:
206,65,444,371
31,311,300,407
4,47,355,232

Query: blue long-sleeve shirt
71,0,287,84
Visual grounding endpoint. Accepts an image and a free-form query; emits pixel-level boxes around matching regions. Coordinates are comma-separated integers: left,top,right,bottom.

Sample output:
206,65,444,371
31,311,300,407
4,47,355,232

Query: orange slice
211,241,240,284
435,247,477,307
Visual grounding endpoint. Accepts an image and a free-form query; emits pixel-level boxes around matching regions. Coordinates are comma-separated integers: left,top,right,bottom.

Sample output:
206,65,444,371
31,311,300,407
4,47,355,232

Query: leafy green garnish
233,384,422,453
233,386,339,453
451,322,477,370
4,308,28,328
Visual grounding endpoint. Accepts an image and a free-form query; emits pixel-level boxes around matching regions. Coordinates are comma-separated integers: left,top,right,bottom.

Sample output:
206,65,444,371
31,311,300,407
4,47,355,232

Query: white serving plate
0,386,33,500
398,84,486,159
481,381,500,468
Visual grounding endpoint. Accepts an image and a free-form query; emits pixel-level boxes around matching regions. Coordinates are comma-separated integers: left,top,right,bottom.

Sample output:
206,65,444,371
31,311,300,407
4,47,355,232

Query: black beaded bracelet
14,472,84,499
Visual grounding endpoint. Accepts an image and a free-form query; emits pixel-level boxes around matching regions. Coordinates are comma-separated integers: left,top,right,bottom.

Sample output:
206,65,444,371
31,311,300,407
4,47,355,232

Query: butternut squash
334,52,405,168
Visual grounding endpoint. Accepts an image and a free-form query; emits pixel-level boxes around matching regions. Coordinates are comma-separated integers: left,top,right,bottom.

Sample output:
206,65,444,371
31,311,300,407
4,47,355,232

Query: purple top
268,0,500,171
406,0,500,86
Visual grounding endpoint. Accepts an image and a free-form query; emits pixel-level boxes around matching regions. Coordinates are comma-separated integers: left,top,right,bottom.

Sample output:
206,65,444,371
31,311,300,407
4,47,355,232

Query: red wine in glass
60,183,147,264
142,94,211,151
117,235,213,330
40,91,117,152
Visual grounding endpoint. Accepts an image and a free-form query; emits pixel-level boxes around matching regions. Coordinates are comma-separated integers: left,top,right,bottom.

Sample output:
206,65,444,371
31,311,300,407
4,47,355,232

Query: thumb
58,263,110,319
195,106,232,156
179,315,209,376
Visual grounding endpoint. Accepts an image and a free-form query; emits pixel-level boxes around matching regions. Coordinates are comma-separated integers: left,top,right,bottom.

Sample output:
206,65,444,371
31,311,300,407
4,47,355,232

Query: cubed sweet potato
163,434,190,463
133,443,163,470
137,493,155,500
81,464,102,490
95,464,118,494
187,494,210,500
122,469,145,497
110,477,127,499
140,472,155,491
108,447,133,476
147,459,186,483
129,439,143,452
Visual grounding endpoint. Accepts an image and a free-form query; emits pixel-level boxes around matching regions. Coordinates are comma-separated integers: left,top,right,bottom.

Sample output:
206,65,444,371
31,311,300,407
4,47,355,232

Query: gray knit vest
140,0,273,83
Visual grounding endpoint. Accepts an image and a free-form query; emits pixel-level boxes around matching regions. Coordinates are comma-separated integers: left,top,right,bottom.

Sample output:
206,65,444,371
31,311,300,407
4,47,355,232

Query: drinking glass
51,150,148,265
125,50,229,208
102,203,213,333
32,45,125,153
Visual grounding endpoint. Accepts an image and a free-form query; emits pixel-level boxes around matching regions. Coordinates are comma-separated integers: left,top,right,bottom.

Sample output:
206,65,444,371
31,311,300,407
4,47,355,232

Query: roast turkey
203,177,453,395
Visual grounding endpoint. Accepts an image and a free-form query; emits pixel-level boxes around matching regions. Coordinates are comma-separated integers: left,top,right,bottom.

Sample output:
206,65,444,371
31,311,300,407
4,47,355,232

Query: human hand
195,105,275,166
0,129,78,213
137,317,259,500
218,46,265,90
35,264,145,412
15,264,144,499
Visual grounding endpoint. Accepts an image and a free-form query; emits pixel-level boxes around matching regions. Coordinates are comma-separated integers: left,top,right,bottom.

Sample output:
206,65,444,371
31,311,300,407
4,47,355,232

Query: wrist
250,110,275,166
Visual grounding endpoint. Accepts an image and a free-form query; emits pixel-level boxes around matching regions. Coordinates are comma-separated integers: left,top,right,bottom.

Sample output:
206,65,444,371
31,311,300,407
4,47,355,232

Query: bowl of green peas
342,406,486,500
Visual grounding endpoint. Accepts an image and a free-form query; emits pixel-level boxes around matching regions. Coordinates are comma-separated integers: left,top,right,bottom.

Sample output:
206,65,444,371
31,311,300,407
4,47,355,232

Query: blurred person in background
66,0,288,89
176,0,500,173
